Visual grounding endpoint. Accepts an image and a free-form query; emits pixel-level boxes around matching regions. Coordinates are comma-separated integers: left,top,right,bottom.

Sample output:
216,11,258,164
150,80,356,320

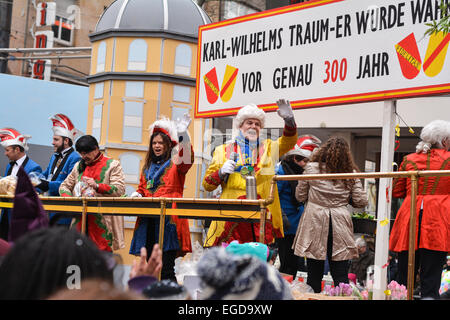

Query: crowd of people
0,102,449,300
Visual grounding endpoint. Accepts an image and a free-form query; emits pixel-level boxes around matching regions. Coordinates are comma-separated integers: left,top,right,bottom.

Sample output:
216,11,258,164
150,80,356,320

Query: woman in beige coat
293,137,368,293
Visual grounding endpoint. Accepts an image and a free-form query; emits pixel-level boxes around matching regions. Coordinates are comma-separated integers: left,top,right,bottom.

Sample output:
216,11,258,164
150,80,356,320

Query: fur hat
0,128,31,151
50,114,83,142
284,134,321,159
234,104,266,130
148,117,178,147
196,246,292,300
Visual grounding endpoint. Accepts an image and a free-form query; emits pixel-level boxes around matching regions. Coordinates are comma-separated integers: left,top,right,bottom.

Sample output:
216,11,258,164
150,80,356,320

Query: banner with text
195,0,450,118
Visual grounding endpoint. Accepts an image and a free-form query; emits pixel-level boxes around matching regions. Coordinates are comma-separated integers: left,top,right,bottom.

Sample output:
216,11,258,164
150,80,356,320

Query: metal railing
270,169,450,300
0,169,449,299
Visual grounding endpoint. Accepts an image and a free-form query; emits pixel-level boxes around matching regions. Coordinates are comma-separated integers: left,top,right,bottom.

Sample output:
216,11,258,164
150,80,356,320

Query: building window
51,16,74,46
120,153,141,184
94,82,104,99
222,2,257,20
92,103,103,141
174,44,192,76
173,85,190,103
123,101,143,143
125,81,144,98
128,39,147,71
171,105,191,122
96,42,106,73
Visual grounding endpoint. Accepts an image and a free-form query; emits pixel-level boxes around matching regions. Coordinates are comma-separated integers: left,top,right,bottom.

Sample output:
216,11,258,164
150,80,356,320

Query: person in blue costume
0,128,42,240
35,114,82,226
275,134,321,279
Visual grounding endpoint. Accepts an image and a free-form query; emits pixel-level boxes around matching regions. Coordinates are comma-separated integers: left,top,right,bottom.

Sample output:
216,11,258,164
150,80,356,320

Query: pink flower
361,290,369,300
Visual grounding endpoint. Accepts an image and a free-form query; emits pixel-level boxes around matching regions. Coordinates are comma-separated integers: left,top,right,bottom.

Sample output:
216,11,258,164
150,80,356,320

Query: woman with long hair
292,136,368,293
129,115,193,281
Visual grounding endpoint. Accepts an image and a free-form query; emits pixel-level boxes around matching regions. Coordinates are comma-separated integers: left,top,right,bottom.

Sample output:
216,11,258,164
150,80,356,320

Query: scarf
234,131,260,174
145,158,172,192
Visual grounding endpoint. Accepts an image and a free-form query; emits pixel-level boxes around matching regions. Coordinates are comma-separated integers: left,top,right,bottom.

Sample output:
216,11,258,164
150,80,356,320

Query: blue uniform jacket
1,157,42,231
41,148,80,225
275,164,305,235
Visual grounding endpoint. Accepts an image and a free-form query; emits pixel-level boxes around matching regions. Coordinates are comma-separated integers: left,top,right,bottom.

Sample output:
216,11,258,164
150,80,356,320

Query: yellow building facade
85,0,211,263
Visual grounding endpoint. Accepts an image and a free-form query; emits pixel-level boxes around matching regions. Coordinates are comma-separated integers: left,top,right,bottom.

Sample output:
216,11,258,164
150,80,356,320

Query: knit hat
196,246,292,300
9,166,49,242
50,113,83,142
142,279,188,300
148,117,178,147
0,128,31,151
284,134,321,159
234,104,266,130
223,240,269,262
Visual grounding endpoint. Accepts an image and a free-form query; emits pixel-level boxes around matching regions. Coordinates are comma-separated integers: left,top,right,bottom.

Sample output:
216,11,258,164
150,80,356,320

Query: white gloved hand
175,113,192,134
276,99,294,120
219,159,236,178
131,191,142,198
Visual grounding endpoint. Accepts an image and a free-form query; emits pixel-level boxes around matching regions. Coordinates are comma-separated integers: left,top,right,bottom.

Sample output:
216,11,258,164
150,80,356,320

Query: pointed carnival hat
148,117,178,147
284,134,322,159
50,113,83,142
9,166,49,242
0,128,31,151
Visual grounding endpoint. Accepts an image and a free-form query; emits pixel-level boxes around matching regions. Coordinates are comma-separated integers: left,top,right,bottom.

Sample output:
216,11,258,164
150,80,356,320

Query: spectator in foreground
196,246,293,300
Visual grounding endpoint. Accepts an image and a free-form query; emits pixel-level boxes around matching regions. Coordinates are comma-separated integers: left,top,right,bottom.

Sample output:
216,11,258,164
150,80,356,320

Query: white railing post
373,100,396,300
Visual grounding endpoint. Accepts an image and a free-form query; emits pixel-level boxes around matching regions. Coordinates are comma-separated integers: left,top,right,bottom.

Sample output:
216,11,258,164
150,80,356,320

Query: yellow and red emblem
423,32,450,77
203,65,239,104
395,33,422,79
395,31,449,79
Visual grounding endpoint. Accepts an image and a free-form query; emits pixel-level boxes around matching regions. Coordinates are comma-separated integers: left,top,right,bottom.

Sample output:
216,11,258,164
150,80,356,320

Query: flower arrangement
385,280,407,300
322,282,364,299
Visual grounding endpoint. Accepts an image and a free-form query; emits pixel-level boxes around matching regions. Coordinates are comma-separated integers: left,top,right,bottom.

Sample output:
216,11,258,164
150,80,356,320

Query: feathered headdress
148,117,178,147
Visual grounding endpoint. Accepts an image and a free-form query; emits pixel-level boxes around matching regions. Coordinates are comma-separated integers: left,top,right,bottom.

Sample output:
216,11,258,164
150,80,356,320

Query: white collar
15,154,27,166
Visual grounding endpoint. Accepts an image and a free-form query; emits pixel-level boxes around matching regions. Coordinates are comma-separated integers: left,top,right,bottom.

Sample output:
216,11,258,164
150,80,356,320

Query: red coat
389,148,450,252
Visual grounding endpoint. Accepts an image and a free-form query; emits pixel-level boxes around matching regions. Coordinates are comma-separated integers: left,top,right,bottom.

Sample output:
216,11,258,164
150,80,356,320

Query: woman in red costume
390,119,450,299
129,114,193,280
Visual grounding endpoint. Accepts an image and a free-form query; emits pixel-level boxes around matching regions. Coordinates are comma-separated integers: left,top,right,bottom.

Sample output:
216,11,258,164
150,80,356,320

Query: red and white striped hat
0,128,31,151
50,114,82,142
284,134,321,159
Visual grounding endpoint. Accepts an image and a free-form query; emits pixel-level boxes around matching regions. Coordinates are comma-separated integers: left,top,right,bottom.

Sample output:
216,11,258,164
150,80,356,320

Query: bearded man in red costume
59,135,125,252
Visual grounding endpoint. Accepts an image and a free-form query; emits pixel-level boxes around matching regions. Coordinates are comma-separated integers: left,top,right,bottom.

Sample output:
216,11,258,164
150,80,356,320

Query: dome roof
93,0,211,39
